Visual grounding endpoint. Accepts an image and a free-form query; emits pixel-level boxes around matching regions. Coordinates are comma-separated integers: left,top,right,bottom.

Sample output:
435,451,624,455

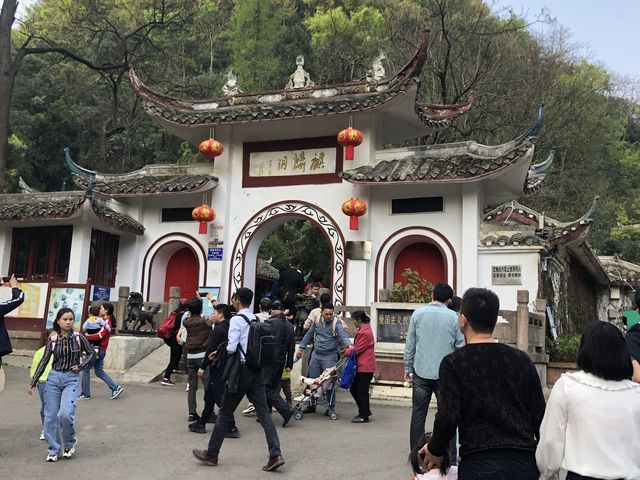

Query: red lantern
199,138,224,159
337,127,363,160
342,198,367,230
192,205,216,234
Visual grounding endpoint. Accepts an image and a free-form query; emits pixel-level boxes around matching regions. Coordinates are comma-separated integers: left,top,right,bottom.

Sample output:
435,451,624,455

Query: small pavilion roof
128,31,472,131
0,190,144,235
599,256,640,286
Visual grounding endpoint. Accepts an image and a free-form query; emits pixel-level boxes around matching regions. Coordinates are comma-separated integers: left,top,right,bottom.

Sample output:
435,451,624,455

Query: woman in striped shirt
28,308,96,462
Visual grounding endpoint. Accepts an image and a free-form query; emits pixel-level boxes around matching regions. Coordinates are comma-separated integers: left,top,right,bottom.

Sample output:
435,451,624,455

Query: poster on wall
92,285,111,302
45,285,89,330
198,286,220,317
13,283,48,318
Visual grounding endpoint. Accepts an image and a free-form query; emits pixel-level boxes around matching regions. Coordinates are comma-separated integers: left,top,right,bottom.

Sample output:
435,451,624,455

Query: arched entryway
164,247,199,301
393,242,446,286
229,201,345,305
141,233,207,301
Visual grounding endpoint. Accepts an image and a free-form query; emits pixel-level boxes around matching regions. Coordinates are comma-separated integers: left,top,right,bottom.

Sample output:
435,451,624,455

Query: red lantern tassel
199,222,208,234
350,216,359,230
345,145,354,160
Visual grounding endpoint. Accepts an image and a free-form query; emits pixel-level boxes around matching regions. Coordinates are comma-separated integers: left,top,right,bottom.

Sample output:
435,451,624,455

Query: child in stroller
293,355,349,421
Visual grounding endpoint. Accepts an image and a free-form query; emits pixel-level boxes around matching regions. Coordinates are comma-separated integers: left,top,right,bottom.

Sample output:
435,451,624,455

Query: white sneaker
40,430,45,441
63,440,77,458
242,403,256,415
293,394,305,402
46,453,59,462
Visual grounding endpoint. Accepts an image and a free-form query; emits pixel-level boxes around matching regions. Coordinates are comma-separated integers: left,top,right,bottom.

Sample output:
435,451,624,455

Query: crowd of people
1,264,640,477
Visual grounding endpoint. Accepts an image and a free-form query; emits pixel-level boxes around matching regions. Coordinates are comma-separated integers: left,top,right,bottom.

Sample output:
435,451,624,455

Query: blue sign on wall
92,286,111,301
208,247,223,261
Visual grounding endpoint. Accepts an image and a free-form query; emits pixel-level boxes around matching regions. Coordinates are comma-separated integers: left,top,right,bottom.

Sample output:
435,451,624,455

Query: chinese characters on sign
376,308,413,343
249,147,336,177
491,265,522,285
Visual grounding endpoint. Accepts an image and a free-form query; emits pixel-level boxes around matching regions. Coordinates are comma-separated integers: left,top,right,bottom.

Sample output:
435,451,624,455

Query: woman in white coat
536,321,640,480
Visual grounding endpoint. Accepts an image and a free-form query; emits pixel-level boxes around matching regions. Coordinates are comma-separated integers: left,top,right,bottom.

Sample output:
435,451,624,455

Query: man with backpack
296,303,351,416
193,287,285,472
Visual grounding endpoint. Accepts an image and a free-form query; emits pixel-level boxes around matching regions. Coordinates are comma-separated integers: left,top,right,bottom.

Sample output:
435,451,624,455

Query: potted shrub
389,268,433,303
546,334,581,386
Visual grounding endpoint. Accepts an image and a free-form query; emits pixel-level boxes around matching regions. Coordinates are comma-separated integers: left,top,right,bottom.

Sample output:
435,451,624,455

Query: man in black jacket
277,258,305,313
626,290,640,383
264,301,296,427
191,304,239,437
0,276,25,392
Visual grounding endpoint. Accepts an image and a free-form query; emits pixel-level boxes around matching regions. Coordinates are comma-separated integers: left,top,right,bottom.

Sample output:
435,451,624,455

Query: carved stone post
168,287,181,315
516,290,529,353
116,286,129,332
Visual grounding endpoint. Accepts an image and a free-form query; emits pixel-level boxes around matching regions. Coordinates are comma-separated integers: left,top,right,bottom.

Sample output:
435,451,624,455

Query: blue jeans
82,349,118,396
44,370,79,455
308,351,339,410
37,382,46,425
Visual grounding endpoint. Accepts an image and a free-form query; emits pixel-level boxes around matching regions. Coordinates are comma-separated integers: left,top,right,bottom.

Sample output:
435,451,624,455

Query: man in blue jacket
0,275,25,392
296,303,351,415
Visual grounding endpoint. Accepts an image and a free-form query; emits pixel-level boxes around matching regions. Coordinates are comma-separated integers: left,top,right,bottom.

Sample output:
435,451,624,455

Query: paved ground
0,365,424,480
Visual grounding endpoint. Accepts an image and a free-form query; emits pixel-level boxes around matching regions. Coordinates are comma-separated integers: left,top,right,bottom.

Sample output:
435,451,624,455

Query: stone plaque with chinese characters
249,147,336,177
376,308,413,343
492,265,522,285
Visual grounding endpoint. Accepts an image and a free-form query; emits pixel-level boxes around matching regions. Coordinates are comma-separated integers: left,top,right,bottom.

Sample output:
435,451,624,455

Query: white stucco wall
477,247,542,311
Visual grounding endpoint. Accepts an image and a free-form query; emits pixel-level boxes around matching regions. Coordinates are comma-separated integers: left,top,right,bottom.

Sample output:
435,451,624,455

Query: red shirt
85,315,113,351
354,323,377,373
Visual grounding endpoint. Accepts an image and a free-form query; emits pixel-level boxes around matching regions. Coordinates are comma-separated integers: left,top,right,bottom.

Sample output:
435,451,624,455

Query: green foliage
546,334,581,363
389,268,433,304
257,219,331,286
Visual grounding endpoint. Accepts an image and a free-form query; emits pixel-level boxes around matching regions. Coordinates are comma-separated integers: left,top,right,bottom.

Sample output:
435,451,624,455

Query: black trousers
163,337,182,379
566,473,623,480
459,449,538,480
349,372,373,419
199,367,236,429
207,365,281,457
263,362,290,419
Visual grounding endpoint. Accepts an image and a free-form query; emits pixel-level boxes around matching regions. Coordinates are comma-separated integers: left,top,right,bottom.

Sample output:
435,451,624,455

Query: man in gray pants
296,303,351,415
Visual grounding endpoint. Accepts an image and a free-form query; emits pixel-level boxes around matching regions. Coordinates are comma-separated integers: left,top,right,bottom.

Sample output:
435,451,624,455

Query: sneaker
160,378,175,386
188,421,206,434
77,394,91,400
224,426,240,439
293,394,305,402
242,403,256,416
46,453,59,462
282,409,295,428
63,441,77,458
188,413,200,422
111,386,124,399
40,430,45,441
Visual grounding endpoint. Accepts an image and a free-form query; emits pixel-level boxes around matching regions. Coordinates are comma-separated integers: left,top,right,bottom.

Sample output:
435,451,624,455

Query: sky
15,0,640,79
491,0,640,78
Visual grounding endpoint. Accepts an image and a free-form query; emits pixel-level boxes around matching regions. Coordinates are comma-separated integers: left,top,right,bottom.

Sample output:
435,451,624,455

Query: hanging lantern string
209,126,214,139
349,115,353,128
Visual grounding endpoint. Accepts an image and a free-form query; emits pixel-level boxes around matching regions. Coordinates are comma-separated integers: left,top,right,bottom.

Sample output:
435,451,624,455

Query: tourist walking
296,303,351,416
264,300,295,426
183,298,212,422
403,283,464,450
536,321,640,479
28,308,97,462
80,302,124,399
422,288,545,479
161,297,189,386
278,258,305,313
29,330,55,440
625,289,640,383
0,275,24,392
193,287,285,471
344,310,376,423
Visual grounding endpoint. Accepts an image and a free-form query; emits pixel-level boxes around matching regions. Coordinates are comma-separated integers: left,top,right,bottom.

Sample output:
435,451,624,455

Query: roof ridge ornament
515,103,544,146
366,51,386,82
222,68,242,96
18,176,39,194
64,147,96,198
285,55,314,89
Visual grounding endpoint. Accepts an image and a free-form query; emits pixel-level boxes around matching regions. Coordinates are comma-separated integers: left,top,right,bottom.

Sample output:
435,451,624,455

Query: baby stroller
293,354,350,421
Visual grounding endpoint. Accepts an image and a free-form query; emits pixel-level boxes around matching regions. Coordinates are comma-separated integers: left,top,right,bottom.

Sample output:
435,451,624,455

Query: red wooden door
164,247,198,301
393,242,445,286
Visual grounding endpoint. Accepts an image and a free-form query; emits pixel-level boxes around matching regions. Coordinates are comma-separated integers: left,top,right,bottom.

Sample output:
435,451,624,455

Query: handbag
339,350,357,389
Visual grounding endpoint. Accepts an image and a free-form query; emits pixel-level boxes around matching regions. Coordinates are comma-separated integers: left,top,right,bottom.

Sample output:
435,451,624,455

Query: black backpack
237,314,276,369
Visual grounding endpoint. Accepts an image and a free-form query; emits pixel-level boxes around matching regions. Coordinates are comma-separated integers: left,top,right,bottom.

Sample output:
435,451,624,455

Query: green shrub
547,334,581,363
389,268,433,303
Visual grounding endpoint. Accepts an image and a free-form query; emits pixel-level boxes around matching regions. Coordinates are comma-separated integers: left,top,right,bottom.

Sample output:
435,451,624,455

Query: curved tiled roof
128,31,472,129
91,200,145,235
599,256,640,284
340,139,535,184
75,173,216,196
0,192,85,220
